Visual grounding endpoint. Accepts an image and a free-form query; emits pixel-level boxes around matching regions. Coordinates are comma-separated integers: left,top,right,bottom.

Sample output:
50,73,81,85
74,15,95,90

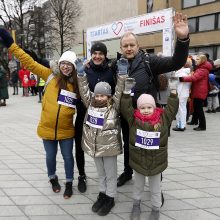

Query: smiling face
94,94,109,102
91,51,105,65
139,103,154,116
59,61,74,76
120,33,139,60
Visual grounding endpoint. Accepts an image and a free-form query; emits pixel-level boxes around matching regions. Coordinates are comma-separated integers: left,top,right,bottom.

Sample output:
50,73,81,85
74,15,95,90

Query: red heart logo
112,22,123,35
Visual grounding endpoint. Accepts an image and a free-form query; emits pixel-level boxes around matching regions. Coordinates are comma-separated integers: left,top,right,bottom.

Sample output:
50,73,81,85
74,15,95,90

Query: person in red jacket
29,73,37,95
22,74,29,96
18,66,30,96
180,54,212,131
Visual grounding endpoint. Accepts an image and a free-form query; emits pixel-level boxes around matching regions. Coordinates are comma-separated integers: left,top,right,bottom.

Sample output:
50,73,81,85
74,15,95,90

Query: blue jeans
43,138,74,182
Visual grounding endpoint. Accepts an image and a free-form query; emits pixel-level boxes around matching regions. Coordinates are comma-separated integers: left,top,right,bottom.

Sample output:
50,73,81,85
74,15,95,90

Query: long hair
56,68,80,98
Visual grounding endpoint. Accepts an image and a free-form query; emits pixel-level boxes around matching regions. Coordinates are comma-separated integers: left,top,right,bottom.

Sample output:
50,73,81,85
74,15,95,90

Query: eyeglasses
60,62,73,68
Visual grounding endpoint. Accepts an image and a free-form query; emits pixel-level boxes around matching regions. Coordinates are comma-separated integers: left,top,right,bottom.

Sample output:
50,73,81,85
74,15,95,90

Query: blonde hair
197,54,207,64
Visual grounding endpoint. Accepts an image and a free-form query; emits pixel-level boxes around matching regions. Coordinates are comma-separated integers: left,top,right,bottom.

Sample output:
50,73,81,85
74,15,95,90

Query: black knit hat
91,42,107,57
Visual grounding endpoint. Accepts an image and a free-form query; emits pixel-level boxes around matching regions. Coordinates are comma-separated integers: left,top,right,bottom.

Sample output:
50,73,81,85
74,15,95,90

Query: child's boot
97,194,115,216
130,199,141,220
63,182,73,199
92,192,106,212
148,207,160,220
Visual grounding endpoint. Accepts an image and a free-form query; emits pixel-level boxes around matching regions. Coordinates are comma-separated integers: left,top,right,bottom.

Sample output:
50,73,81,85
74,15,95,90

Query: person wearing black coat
117,12,190,190
75,42,116,193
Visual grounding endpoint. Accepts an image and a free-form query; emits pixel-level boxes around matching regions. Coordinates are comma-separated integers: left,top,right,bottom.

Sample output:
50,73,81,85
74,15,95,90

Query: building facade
74,0,220,60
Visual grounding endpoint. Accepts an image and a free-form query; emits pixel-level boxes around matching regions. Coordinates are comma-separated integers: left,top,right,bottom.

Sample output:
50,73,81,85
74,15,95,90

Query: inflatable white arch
86,8,174,59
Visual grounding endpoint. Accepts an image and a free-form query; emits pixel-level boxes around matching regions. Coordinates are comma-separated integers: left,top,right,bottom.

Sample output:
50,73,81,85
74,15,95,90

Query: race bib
58,89,77,108
135,129,160,150
86,109,104,129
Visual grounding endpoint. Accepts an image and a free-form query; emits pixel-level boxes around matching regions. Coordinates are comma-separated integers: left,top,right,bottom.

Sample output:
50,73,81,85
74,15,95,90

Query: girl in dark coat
0,65,9,106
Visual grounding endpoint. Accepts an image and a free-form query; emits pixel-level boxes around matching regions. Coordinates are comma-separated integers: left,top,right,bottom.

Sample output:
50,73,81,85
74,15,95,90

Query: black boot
49,176,61,193
92,192,106,212
63,182,73,199
97,195,115,216
78,175,87,193
117,172,132,187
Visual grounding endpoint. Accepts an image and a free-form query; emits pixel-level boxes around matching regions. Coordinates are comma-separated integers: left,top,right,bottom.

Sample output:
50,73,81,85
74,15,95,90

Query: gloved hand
124,78,136,94
75,58,85,76
0,28,14,48
169,78,179,90
117,58,128,75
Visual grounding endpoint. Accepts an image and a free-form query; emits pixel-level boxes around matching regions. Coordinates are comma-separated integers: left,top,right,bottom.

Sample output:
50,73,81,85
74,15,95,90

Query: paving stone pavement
1,87,220,220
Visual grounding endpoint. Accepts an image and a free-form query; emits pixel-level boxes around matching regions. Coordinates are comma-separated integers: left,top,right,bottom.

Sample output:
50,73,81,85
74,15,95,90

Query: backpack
142,52,168,91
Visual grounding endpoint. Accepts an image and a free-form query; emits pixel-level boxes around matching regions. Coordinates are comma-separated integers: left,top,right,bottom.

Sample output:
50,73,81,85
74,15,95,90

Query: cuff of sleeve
170,92,178,98
123,91,131,95
177,34,190,42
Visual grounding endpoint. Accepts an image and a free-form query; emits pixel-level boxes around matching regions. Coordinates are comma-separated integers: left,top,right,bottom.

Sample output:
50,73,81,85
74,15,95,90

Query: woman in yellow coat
0,28,78,199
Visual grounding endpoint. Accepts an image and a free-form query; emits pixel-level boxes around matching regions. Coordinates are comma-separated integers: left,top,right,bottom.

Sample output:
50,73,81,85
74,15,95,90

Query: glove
75,58,85,76
0,28,14,48
124,78,136,94
168,78,179,90
117,58,128,75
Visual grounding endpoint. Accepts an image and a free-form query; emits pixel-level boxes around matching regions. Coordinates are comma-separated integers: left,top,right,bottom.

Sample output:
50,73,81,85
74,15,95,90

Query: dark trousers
193,98,206,129
120,114,133,175
38,86,44,101
75,100,86,176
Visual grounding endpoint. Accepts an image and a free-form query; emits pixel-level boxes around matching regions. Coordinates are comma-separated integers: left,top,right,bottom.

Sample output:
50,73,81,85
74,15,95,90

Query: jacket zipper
54,104,61,140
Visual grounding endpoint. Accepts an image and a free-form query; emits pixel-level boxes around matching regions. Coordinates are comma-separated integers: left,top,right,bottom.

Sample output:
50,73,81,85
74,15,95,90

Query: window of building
188,18,197,33
199,14,215,31
199,0,215,4
218,13,220,29
182,0,216,8
147,0,153,13
217,46,220,59
182,0,197,8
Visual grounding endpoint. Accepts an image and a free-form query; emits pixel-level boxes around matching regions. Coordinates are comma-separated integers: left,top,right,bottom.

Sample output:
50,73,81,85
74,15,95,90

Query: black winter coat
114,38,190,104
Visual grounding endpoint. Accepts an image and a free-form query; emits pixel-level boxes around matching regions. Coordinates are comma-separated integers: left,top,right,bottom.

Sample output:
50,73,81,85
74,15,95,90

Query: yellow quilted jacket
9,43,75,140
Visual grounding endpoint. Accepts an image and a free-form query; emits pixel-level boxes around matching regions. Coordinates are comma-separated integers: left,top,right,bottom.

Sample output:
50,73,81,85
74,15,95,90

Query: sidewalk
1,87,220,220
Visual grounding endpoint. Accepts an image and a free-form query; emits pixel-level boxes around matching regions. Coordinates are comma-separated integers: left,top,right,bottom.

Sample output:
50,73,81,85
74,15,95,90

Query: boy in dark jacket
120,78,179,220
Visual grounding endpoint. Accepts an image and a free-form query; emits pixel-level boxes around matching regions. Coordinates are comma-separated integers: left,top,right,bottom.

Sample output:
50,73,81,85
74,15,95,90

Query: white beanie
137,94,156,109
58,51,77,69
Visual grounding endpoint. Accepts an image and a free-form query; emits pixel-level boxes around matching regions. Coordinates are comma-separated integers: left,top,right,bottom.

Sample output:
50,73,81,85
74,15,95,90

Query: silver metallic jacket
77,74,126,158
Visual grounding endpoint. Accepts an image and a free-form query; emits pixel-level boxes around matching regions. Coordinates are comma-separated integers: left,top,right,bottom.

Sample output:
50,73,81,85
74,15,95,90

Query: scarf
134,107,164,126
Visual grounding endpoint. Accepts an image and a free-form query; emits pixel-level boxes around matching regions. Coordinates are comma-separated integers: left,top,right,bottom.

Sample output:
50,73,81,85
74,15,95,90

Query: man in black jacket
117,12,190,187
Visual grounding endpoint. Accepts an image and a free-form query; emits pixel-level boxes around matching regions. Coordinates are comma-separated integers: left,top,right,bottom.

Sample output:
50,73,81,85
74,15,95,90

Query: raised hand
0,28,14,48
75,58,85,76
117,58,129,75
124,78,136,94
168,78,179,90
173,12,189,40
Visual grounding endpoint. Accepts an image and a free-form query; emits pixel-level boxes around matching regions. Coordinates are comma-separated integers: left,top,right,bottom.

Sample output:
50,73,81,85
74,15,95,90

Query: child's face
94,94,109,102
139,103,154,115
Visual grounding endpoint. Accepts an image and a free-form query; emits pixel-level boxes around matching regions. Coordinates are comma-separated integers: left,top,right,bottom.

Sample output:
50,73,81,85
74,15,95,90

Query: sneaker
78,175,87,193
97,195,115,216
63,182,73,199
49,176,61,193
130,200,141,220
212,109,216,113
117,172,132,187
92,192,106,212
148,209,160,220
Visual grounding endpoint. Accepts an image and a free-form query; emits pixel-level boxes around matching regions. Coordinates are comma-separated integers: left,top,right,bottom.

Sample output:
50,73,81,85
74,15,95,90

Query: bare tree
45,0,81,55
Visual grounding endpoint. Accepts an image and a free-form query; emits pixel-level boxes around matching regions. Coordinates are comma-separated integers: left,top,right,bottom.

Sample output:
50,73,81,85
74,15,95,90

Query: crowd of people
0,11,220,220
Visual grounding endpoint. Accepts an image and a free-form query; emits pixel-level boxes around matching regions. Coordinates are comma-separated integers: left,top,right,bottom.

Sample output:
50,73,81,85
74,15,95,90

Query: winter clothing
0,66,9,100
181,61,212,100
120,92,179,177
77,74,124,158
91,42,107,57
58,51,77,69
9,43,76,140
137,94,156,109
94,81,112,96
